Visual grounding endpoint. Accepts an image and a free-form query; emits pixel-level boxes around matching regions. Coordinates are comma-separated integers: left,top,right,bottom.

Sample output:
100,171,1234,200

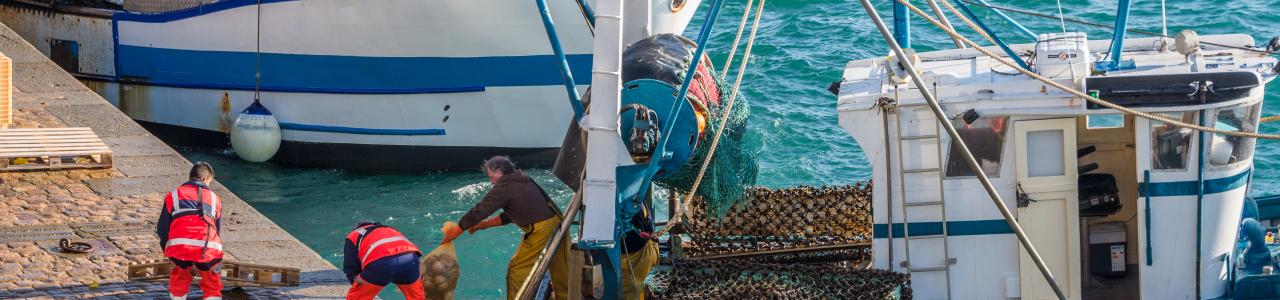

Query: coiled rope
897,0,1280,139
653,0,766,240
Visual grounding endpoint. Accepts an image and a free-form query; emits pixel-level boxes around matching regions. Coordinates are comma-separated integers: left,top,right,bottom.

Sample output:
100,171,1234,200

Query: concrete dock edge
0,21,347,298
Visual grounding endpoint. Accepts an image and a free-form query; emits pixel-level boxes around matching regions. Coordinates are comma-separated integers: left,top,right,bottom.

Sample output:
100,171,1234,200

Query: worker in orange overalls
343,222,425,300
156,162,224,300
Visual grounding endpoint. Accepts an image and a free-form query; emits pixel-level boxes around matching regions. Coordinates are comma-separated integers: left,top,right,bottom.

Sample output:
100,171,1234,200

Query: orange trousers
168,258,222,299
346,277,425,300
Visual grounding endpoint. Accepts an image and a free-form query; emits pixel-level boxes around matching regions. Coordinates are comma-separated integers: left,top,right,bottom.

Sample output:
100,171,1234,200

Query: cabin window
1026,129,1066,177
1209,104,1261,166
945,116,1008,177
1151,112,1197,170
1087,114,1124,129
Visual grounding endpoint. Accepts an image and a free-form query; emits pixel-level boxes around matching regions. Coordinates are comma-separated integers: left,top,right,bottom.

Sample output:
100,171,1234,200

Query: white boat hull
0,0,700,169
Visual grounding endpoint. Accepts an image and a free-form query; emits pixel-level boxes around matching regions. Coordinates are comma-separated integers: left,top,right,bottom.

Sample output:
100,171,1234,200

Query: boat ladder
894,104,954,299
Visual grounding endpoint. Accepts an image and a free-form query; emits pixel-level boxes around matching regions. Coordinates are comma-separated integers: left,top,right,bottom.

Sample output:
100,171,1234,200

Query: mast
581,0,624,249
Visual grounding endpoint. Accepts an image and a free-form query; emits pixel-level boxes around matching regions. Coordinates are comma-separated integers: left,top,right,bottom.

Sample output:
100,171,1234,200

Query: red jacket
156,181,223,263
343,224,421,281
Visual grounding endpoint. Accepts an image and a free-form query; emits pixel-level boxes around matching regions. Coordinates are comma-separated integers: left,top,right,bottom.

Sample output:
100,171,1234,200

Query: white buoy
229,100,281,162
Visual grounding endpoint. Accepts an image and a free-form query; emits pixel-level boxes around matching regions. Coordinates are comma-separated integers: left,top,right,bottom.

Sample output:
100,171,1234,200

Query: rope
957,0,1279,56
936,0,1000,47
722,0,754,77
654,0,766,239
896,0,1280,139
254,0,262,102
1055,0,1066,34
1261,116,1280,123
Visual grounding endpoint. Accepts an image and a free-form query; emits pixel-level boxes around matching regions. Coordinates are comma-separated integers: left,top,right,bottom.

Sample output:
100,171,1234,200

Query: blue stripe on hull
115,45,593,94
873,219,1013,238
874,168,1251,239
1139,168,1251,197
278,123,445,136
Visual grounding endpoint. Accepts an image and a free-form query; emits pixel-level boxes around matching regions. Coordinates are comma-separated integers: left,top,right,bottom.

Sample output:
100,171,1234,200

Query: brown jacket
458,171,557,230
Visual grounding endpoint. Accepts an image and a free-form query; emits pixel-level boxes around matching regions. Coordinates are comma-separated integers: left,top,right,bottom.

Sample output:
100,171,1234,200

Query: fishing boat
0,0,700,170
837,0,1280,299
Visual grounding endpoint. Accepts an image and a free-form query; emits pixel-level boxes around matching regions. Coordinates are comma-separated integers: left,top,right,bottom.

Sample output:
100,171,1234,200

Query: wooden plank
1,149,112,155
127,260,300,287
0,132,101,137
1,162,110,171
0,133,98,138
0,127,112,171
0,128,95,134
0,136,107,141
0,127,93,131
0,138,108,143
0,145,111,151
1,145,110,152
0,131,102,136
0,134,100,139
1,151,111,157
1,142,109,147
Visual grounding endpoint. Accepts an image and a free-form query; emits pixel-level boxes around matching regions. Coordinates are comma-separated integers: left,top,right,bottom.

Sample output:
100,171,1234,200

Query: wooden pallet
0,52,10,129
0,127,112,171
127,260,301,287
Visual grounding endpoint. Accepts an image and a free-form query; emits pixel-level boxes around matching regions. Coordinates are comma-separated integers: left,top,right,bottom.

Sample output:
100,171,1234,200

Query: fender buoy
229,100,282,162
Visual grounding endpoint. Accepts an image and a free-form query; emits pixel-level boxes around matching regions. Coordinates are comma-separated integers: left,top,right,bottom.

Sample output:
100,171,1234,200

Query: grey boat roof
837,34,1278,116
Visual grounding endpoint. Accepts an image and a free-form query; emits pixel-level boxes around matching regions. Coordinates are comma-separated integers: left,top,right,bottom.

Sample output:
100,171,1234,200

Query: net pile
644,183,904,299
655,85,757,217
622,34,759,216
647,259,911,299
680,184,874,258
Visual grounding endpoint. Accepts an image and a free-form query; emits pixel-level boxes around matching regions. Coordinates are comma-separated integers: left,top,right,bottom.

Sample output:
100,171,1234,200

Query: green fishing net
655,71,759,218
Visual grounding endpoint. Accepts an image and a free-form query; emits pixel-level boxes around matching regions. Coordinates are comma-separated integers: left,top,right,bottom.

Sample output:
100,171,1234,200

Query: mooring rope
253,0,263,102
722,0,755,77
937,0,1000,48
897,0,1280,139
956,0,1279,56
654,0,766,240
1055,0,1067,34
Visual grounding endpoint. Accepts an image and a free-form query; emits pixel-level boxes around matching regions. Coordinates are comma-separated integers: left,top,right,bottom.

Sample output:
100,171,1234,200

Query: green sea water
178,0,1280,298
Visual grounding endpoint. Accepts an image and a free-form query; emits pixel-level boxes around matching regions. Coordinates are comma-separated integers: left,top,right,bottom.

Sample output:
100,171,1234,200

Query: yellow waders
620,240,659,299
508,215,570,300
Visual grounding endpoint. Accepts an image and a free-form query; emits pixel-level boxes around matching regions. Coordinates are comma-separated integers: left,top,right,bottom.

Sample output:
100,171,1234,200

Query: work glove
441,221,463,244
468,216,503,234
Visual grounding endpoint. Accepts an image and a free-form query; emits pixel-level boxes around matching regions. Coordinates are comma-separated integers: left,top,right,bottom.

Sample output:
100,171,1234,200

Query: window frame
943,116,1010,179
1149,111,1198,173
1208,103,1262,168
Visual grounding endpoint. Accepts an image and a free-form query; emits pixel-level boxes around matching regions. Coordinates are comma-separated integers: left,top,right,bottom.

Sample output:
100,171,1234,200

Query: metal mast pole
856,1,1067,299
923,0,965,48
580,0,625,298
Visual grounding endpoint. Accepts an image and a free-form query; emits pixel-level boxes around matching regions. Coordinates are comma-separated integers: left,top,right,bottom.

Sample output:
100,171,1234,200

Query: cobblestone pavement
0,18,347,299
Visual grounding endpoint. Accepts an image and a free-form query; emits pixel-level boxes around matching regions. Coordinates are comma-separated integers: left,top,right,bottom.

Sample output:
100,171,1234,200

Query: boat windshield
945,116,1008,177
1209,103,1261,166
1151,112,1197,170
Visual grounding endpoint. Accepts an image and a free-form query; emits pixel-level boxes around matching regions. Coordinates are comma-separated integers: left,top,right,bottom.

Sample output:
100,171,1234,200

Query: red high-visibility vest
163,182,223,262
346,225,421,267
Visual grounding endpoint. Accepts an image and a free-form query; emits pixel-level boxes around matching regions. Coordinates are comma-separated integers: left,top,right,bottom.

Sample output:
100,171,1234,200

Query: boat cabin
836,33,1277,299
